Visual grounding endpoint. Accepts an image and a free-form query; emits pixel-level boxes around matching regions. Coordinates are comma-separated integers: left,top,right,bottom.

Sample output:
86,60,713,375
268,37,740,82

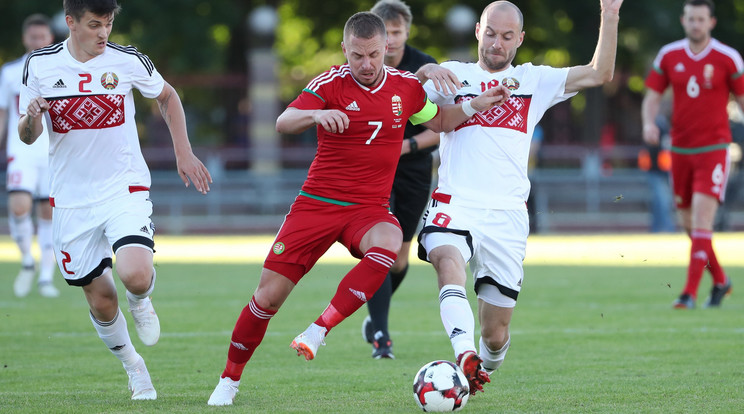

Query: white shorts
6,153,50,198
418,201,529,307
53,191,155,286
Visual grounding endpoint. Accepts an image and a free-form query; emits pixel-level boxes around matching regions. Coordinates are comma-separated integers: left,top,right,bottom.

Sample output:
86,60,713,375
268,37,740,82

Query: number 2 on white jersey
366,121,382,144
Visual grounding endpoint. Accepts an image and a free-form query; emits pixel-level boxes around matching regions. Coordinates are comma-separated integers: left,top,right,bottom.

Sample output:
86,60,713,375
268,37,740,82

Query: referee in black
363,0,459,359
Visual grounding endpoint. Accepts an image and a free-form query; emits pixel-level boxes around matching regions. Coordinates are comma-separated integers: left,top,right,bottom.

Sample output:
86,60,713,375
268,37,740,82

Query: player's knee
88,290,119,317
376,237,402,255
116,262,153,293
253,289,283,312
482,329,509,351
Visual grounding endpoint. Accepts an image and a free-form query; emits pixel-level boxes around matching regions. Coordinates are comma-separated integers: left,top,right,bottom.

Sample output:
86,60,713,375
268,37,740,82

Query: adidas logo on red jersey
345,101,360,111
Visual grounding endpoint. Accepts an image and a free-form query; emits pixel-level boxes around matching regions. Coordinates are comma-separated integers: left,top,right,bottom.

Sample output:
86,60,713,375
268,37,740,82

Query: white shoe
13,266,35,298
125,356,157,400
290,323,327,361
127,292,160,346
38,282,60,298
207,377,240,406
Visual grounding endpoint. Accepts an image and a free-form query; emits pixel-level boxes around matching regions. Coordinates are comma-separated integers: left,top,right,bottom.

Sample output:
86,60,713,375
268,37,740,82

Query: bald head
481,1,523,31
476,0,524,73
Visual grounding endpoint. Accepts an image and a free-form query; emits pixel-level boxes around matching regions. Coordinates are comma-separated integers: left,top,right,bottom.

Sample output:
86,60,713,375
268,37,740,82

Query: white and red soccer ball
413,360,470,412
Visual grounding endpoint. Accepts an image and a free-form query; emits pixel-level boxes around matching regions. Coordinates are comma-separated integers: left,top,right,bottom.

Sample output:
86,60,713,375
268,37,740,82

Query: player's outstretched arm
564,0,623,94
276,107,350,134
157,81,212,194
416,63,461,95
18,96,49,145
422,85,511,133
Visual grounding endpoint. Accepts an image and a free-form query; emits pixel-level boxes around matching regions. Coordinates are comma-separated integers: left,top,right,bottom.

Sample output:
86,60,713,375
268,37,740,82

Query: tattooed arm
17,96,49,145
156,81,212,194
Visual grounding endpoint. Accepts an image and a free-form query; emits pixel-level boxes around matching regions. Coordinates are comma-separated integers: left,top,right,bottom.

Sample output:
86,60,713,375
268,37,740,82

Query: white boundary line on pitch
2,326,743,339
0,233,742,266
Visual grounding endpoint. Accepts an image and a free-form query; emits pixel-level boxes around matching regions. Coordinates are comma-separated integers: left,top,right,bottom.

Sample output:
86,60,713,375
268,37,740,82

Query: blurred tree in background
1,0,744,159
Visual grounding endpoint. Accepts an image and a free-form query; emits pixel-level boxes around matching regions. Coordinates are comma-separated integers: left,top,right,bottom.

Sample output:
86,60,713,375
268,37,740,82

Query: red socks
683,229,726,298
222,296,276,381
222,247,397,379
315,247,397,331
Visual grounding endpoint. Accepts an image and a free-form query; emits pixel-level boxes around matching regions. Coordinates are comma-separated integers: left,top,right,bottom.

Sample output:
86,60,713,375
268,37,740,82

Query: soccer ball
413,360,470,412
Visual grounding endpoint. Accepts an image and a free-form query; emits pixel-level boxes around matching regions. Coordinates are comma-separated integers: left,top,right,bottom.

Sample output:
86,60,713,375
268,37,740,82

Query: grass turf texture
0,235,742,413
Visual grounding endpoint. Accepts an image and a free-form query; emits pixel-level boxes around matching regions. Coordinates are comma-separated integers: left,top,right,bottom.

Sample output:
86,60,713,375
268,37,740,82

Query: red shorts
264,196,401,284
670,149,729,209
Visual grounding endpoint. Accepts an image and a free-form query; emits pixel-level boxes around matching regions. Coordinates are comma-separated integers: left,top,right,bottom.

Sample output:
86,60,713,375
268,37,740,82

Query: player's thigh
691,149,729,203
340,204,402,257
265,198,344,283
418,201,477,264
670,153,694,209
470,209,528,307
53,207,112,286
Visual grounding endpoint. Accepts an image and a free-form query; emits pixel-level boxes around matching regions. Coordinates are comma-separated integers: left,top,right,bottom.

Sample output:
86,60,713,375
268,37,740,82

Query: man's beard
480,48,513,71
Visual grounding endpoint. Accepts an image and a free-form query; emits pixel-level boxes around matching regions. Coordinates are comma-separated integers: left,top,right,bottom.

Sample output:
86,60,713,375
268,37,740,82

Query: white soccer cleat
13,266,35,298
290,323,327,361
127,292,160,346
125,356,157,400
38,282,60,298
207,377,240,406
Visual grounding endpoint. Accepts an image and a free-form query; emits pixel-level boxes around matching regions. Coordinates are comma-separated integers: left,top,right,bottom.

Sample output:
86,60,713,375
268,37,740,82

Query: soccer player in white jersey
0,14,58,298
415,0,623,394
18,0,212,401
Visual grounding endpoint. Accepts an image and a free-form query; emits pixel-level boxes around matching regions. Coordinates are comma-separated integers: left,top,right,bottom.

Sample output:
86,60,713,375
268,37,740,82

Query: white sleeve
130,52,165,99
18,61,39,116
537,65,577,107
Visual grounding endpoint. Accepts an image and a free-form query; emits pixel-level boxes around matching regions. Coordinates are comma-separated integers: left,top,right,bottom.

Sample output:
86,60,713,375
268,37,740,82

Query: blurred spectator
715,101,744,230
637,115,675,232
527,124,543,233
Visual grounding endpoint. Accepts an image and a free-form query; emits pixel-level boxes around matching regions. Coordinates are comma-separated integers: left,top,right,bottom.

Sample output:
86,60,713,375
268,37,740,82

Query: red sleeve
645,65,668,93
288,69,334,110
645,49,669,93
288,87,327,110
728,57,744,96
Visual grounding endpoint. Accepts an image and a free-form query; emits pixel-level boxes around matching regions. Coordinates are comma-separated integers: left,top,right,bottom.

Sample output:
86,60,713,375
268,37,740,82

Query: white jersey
19,39,164,208
0,54,49,163
424,61,575,210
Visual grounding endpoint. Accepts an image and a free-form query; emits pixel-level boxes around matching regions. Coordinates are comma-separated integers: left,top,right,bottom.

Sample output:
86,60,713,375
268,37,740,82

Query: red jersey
645,38,744,150
289,64,431,206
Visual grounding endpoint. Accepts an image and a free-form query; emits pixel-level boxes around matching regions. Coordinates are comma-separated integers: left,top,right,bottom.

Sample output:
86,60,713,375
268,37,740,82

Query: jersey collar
683,37,715,61
351,65,388,94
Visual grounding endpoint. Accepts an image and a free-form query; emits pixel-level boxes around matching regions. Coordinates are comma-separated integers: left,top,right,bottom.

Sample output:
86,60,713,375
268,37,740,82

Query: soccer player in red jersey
208,11,510,406
642,0,743,309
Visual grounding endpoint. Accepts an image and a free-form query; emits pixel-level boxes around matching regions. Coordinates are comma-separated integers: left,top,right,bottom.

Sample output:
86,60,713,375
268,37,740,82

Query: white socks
9,212,34,267
439,284,476,358
480,336,510,373
89,308,139,367
37,218,55,284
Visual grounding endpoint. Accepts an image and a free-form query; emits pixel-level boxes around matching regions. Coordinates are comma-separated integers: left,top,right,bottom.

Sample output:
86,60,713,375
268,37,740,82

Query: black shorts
390,155,434,241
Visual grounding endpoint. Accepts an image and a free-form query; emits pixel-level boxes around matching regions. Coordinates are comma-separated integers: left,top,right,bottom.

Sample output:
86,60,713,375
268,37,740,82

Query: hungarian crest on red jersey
391,94,402,116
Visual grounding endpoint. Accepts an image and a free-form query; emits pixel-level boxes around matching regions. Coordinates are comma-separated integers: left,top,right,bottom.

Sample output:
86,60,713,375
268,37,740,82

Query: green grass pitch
0,234,742,413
